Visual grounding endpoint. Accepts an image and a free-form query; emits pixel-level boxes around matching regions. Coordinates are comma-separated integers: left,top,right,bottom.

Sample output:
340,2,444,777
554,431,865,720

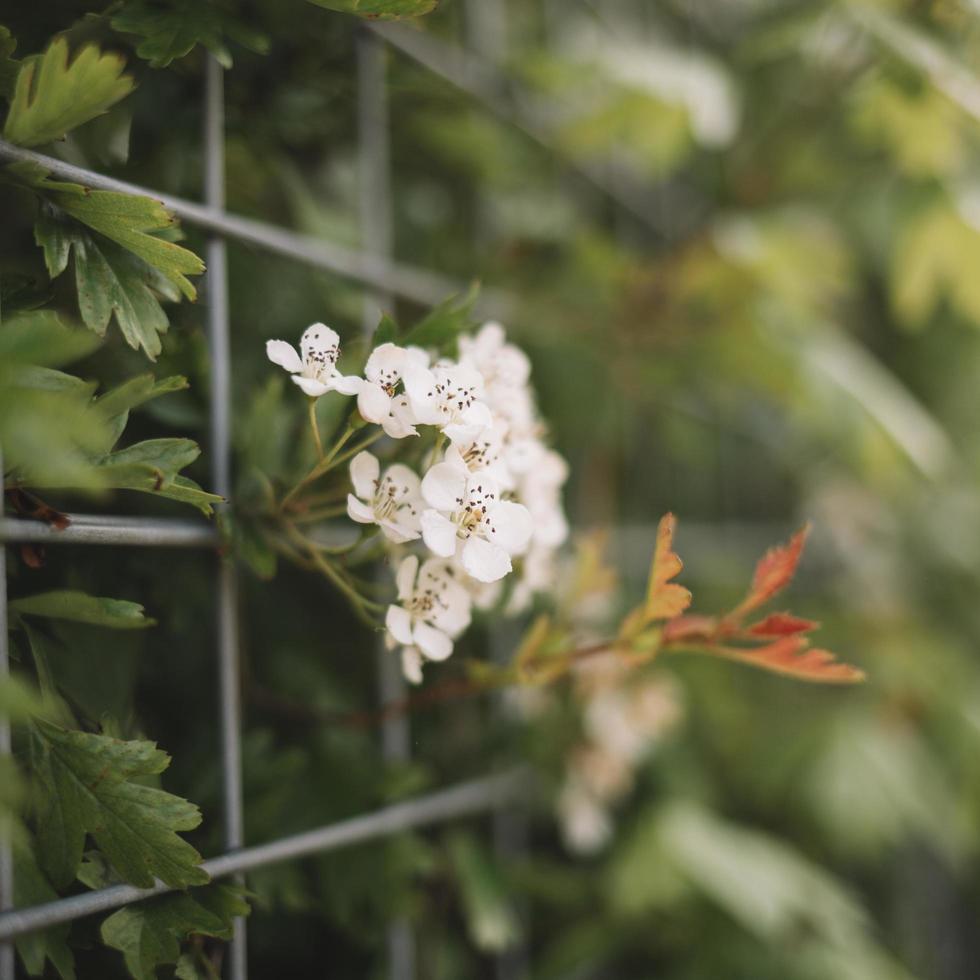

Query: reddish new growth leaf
659,521,864,685
746,613,818,637
732,524,809,619
645,513,692,621
713,637,865,684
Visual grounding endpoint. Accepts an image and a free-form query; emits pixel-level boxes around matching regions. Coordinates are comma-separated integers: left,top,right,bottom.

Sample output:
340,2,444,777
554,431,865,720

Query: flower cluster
267,320,569,684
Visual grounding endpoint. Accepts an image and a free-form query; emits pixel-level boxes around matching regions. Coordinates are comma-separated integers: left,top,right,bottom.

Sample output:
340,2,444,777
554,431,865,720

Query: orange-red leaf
746,612,818,637
714,636,864,684
645,513,692,621
732,525,809,619
662,614,718,643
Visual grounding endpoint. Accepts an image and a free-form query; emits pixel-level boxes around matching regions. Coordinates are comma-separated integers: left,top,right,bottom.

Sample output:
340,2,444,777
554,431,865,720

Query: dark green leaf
102,884,249,980
403,282,480,350
306,0,438,19
10,590,153,629
34,204,200,357
3,38,134,147
13,837,76,980
111,0,269,69
29,720,208,889
96,373,188,449
371,312,399,347
0,25,19,99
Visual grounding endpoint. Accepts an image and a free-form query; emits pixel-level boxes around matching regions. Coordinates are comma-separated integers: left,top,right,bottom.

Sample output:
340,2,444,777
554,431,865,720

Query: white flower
356,343,429,438
458,322,531,393
266,323,361,398
441,419,514,489
385,555,472,682
346,451,422,543
419,464,533,583
404,361,493,444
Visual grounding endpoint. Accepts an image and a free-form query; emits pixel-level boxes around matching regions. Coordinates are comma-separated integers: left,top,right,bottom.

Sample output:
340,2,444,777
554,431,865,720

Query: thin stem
308,399,324,460
280,424,358,512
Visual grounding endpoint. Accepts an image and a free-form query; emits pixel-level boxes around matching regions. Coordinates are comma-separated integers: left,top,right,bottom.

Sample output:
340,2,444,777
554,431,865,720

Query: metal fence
0,8,678,978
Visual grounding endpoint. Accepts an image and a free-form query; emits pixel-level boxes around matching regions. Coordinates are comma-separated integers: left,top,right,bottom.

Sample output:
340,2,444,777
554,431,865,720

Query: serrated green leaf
111,0,269,69
12,365,98,396
98,437,201,479
3,38,134,147
29,720,208,889
102,884,249,980
0,673,50,724
305,0,438,19
13,837,76,980
10,590,153,629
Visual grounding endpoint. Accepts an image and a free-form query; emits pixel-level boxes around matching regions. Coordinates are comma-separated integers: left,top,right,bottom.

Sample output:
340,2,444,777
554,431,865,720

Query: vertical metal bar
0,449,14,980
357,28,415,980
204,53,247,980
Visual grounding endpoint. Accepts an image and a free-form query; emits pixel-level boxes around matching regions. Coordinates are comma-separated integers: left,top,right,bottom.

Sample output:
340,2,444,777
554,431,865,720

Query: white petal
330,372,362,396
346,494,376,525
462,400,493,430
444,421,485,445
384,463,421,497
421,461,467,511
379,520,420,543
413,622,453,662
421,509,458,558
266,340,303,374
488,500,534,555
429,580,472,638
403,367,441,424
300,322,340,362
349,451,380,499
401,646,424,685
357,382,392,423
381,414,419,439
461,536,512,583
364,343,408,381
292,375,330,397
396,555,419,600
385,604,415,646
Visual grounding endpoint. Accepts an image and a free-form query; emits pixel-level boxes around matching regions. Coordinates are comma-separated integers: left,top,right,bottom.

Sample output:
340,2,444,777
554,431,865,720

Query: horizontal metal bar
0,768,527,942
369,23,704,240
0,514,217,548
0,140,488,309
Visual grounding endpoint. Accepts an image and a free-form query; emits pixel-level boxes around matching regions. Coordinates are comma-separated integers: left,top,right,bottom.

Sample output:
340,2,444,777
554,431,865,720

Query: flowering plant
265,317,569,684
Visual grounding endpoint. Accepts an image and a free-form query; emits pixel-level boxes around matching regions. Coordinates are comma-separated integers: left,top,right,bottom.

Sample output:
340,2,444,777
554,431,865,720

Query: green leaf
447,831,520,953
371,311,399,347
13,837,76,980
403,282,480,350
30,189,204,342
95,373,188,449
10,590,153,629
3,38,134,148
0,309,102,368
305,0,438,20
101,884,249,980
0,673,50,724
111,0,270,69
0,25,19,99
892,200,980,328
29,719,209,889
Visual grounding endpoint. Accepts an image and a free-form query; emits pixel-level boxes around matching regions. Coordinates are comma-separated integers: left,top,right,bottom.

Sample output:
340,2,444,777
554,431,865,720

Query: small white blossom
266,323,361,398
385,555,472,682
441,419,514,489
356,343,429,439
346,451,422,543
458,322,532,394
404,361,493,444
419,464,533,583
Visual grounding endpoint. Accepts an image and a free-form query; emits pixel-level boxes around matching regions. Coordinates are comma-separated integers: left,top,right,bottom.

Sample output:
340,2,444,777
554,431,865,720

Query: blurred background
7,0,980,977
